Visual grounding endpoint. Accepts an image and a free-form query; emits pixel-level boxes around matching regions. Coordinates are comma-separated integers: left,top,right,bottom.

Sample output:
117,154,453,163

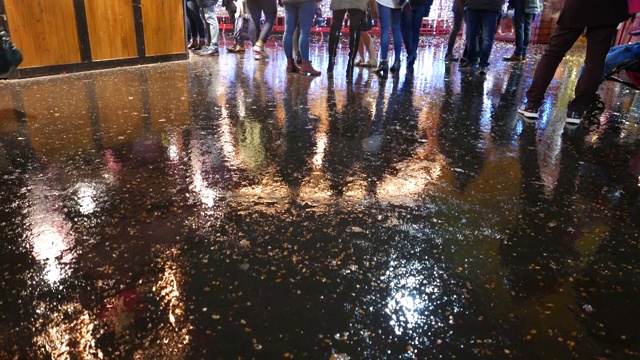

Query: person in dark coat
459,0,505,74
518,0,629,124
400,0,434,69
502,0,543,61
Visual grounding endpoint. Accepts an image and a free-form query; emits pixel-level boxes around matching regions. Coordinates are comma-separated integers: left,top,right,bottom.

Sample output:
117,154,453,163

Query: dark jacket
467,0,504,13
558,0,629,28
411,0,434,8
196,0,218,7
452,0,465,13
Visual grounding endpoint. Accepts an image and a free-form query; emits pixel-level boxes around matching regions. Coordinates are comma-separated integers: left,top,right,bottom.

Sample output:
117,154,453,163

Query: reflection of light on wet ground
384,259,442,338
74,182,98,215
36,303,102,360
28,177,73,284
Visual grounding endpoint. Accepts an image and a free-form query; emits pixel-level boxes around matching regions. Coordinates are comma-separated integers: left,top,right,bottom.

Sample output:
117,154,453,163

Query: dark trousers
247,0,277,45
401,4,431,59
446,8,464,55
186,0,205,40
328,9,365,66
464,8,500,67
525,24,618,113
512,7,535,57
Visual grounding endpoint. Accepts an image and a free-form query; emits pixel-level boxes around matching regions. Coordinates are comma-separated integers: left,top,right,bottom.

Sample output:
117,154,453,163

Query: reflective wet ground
1,38,640,359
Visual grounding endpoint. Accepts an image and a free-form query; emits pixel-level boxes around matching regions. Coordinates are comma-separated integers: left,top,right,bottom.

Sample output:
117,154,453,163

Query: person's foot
503,54,524,62
227,44,245,53
517,104,539,120
407,54,417,68
458,61,478,71
195,46,219,56
444,53,458,62
253,45,269,60
565,110,584,125
389,60,401,73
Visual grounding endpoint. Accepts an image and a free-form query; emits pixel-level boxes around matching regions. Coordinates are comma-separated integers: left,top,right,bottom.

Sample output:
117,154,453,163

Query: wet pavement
1,38,640,359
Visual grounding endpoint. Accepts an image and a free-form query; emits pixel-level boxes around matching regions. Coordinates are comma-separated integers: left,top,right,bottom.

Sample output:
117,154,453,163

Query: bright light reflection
75,182,97,215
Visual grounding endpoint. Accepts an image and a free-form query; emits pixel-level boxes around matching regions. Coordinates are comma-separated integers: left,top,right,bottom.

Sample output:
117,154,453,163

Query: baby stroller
603,42,640,90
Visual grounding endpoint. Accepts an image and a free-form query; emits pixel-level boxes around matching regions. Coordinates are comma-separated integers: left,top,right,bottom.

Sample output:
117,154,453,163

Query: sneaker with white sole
253,45,269,60
517,104,539,120
565,110,583,125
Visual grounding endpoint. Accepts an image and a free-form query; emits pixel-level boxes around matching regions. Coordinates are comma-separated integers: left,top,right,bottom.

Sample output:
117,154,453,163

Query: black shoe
389,60,401,73
374,60,389,78
566,110,584,125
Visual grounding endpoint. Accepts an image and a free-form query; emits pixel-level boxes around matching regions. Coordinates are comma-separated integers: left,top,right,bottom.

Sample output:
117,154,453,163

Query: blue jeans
202,5,220,48
464,8,500,67
284,2,316,61
512,7,535,57
400,4,431,59
376,3,403,62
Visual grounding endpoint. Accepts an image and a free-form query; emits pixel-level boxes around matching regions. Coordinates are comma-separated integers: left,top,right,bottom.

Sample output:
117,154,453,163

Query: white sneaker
517,104,539,119
253,45,269,60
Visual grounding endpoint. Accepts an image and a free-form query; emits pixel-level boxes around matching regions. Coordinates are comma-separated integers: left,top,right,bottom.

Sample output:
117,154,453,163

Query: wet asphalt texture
1,37,640,359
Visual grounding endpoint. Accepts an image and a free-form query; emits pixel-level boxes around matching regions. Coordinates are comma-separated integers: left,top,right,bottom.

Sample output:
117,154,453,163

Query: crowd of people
185,0,632,125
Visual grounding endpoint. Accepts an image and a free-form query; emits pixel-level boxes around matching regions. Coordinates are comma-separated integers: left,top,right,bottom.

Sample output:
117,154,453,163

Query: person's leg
390,8,403,69
293,21,301,62
298,1,320,75
524,24,584,109
203,6,220,49
257,0,277,44
522,13,535,58
363,31,376,65
297,1,315,61
377,4,391,61
247,0,261,45
410,5,425,59
400,7,412,57
347,9,364,78
284,5,298,59
512,7,525,56
569,25,619,113
463,8,481,66
357,33,366,63
478,10,500,68
446,9,463,59
327,9,346,72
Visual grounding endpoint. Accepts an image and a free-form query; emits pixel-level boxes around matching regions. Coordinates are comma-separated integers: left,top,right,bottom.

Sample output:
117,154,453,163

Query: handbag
0,28,22,75
234,14,251,40
361,4,375,31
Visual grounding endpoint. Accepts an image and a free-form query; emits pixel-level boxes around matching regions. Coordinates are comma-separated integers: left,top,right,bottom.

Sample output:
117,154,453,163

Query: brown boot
287,58,299,73
299,60,321,76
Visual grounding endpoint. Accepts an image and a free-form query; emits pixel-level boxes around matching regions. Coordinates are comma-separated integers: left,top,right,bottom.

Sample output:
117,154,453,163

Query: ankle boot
299,60,321,76
374,60,388,78
389,60,401,73
327,57,335,73
287,58,299,73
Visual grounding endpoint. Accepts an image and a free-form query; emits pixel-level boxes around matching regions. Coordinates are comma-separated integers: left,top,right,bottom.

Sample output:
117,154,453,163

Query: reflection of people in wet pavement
499,127,583,300
323,79,372,197
490,66,524,147
278,77,318,198
362,75,420,198
438,72,486,192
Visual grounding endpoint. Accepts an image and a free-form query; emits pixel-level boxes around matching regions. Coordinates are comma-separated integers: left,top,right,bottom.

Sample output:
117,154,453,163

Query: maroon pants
525,24,618,113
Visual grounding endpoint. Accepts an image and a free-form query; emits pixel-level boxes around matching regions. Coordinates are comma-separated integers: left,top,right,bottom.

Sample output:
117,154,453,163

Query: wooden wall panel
4,0,81,68
140,0,186,56
84,0,138,61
